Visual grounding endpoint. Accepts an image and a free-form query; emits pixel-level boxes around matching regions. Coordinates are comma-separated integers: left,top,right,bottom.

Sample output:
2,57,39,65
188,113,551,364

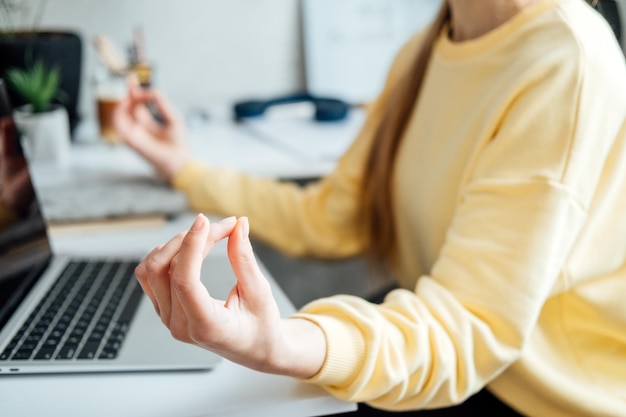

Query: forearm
172,162,366,258
206,317,327,379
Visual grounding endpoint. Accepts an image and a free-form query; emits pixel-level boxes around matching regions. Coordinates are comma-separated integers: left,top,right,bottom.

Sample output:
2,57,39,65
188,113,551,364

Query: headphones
233,93,350,122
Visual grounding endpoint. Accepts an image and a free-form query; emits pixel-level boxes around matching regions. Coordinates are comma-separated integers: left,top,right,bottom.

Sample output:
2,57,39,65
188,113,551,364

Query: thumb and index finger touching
170,215,234,302
171,215,262,310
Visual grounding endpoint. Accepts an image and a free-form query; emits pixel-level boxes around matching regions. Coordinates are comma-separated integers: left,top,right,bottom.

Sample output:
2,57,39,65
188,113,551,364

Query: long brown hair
359,3,451,265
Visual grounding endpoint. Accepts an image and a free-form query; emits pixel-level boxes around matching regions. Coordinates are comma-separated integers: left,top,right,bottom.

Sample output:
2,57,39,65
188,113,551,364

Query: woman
114,0,626,415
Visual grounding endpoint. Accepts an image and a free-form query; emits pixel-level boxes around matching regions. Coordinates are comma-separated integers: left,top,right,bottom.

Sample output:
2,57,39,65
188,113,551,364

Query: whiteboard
302,0,442,105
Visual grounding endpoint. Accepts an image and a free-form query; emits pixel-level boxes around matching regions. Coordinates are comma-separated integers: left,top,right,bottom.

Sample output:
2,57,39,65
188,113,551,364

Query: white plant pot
13,104,71,166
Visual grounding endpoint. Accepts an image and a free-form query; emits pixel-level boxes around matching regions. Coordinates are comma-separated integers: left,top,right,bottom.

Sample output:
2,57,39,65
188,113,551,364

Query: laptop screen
0,114,53,329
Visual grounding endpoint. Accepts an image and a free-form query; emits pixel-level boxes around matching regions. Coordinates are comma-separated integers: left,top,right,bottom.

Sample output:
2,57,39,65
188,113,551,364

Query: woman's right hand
114,78,190,182
135,215,327,378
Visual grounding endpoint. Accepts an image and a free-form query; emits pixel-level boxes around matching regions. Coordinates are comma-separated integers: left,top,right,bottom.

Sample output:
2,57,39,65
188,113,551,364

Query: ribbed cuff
171,160,208,192
293,312,366,388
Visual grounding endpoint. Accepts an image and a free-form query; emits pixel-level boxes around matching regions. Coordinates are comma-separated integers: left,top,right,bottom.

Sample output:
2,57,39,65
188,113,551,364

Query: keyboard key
77,342,101,360
55,345,77,360
12,350,34,360
118,284,143,323
98,349,118,360
64,335,82,346
34,347,56,360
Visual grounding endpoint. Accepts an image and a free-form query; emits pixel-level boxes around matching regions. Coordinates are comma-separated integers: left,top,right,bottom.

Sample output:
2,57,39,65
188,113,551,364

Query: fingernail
240,217,250,240
219,216,237,225
190,214,206,231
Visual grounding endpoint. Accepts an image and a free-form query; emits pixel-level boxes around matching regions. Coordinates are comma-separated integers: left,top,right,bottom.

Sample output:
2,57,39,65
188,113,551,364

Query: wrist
161,154,190,183
274,318,327,379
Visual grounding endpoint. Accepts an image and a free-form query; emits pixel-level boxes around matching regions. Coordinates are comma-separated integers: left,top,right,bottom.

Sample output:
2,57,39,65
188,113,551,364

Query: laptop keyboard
0,260,143,362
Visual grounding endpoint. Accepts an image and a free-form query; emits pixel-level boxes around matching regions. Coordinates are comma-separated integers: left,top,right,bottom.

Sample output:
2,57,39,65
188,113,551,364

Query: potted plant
5,59,71,165
0,0,83,134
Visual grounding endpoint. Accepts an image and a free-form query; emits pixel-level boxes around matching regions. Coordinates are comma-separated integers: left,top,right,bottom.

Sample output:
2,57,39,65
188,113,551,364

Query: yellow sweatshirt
173,0,626,415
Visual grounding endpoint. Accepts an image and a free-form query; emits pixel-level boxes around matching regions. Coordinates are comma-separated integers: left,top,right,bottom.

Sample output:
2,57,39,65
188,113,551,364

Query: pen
131,27,166,125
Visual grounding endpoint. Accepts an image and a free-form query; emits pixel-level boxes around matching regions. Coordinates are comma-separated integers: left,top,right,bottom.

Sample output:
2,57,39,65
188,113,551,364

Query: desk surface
69,104,365,181
0,117,357,416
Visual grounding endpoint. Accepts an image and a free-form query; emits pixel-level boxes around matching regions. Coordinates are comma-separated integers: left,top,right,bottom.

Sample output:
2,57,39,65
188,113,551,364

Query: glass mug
95,73,126,144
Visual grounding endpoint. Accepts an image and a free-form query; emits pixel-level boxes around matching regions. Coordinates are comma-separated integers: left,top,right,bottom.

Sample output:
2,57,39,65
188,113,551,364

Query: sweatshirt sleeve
171,33,426,259
293,28,624,410
171,141,368,259
296,181,586,410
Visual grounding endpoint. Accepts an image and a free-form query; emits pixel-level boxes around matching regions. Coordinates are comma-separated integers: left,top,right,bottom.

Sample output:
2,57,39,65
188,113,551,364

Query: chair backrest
595,0,626,54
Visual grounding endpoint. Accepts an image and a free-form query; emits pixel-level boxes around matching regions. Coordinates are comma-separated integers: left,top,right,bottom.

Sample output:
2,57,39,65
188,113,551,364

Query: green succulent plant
5,59,62,113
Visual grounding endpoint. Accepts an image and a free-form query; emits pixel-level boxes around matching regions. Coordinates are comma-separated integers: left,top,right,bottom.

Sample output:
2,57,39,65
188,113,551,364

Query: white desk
0,116,358,416
69,103,365,181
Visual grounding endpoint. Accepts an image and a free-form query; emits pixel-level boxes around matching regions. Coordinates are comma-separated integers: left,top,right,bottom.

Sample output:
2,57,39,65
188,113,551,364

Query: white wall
31,0,304,118
302,0,441,104
3,0,445,121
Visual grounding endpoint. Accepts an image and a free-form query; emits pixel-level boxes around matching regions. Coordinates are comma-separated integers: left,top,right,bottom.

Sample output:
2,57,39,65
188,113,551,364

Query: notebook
0,120,224,375
37,173,188,225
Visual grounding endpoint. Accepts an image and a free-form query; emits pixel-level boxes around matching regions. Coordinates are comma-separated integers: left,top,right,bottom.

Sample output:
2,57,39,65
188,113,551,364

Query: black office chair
594,0,624,52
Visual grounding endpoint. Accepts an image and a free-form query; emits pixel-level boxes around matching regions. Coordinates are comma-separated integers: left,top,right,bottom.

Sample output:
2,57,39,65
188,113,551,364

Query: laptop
0,96,224,375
